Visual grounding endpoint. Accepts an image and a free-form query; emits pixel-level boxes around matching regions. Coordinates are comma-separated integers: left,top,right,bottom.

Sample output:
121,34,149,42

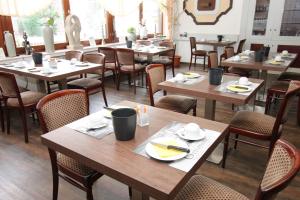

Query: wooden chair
223,81,300,168
250,43,264,51
224,46,251,77
174,139,300,200
46,50,83,94
189,37,207,71
98,47,118,84
115,48,146,94
0,72,45,143
145,64,197,116
265,72,300,125
152,41,176,77
236,39,246,54
36,89,102,200
67,53,108,106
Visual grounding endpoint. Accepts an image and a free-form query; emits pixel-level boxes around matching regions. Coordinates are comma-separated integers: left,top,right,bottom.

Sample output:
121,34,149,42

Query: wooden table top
196,40,236,47
115,44,173,56
158,72,264,105
0,59,102,82
41,101,228,200
221,53,298,72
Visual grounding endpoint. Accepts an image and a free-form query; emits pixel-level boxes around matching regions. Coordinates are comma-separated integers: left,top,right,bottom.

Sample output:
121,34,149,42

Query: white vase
43,25,55,53
4,31,16,57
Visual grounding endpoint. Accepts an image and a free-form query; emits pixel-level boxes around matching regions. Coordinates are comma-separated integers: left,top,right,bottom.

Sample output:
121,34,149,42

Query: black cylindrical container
32,52,43,65
209,68,223,85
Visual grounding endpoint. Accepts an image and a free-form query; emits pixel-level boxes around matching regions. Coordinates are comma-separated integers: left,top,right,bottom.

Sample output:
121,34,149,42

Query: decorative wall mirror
183,0,233,25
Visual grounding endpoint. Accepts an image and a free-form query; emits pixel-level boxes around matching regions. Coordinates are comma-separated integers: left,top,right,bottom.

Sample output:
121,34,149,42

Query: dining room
0,0,299,200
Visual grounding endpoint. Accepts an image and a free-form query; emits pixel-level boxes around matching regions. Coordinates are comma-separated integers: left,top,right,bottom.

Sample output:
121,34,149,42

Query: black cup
32,52,43,65
254,50,264,62
217,35,223,42
209,68,223,85
126,40,132,48
111,108,137,141
263,46,270,57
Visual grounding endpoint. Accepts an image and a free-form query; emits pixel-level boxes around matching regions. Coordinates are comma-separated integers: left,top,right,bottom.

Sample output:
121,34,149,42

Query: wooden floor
0,64,299,200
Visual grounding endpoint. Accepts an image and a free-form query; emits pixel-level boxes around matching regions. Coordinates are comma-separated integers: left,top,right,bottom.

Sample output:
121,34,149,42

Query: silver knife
150,141,190,153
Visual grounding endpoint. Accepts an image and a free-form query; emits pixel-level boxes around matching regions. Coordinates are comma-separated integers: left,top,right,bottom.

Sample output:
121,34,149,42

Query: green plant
47,17,55,26
127,27,136,34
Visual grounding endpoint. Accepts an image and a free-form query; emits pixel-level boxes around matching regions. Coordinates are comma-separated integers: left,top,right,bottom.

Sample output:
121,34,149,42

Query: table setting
215,77,259,95
167,72,205,85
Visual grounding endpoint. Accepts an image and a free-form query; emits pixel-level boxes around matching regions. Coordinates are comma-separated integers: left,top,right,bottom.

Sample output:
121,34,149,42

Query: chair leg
203,55,206,71
133,73,136,94
117,72,121,90
112,70,116,83
141,71,144,87
20,109,29,143
48,148,59,200
101,86,108,107
194,56,197,68
127,74,131,86
234,134,239,149
0,103,4,132
172,64,175,77
128,186,132,197
192,106,197,116
222,131,230,168
265,91,273,114
86,185,94,200
47,81,51,94
6,108,10,135
297,95,300,126
189,55,193,70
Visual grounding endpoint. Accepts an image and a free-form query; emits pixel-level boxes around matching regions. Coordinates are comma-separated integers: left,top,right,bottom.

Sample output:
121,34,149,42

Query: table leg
204,99,216,120
258,70,268,101
131,188,149,200
57,79,68,90
36,80,47,93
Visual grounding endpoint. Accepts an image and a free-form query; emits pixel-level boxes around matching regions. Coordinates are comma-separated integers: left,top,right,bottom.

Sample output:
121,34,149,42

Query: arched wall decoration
183,0,233,25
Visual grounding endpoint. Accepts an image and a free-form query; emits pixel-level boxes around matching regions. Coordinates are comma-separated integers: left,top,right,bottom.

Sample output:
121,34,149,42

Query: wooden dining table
41,101,229,200
158,72,264,121
196,40,236,51
0,59,102,93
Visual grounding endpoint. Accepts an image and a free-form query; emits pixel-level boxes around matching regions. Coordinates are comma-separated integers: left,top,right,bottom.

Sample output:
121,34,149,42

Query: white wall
173,0,247,62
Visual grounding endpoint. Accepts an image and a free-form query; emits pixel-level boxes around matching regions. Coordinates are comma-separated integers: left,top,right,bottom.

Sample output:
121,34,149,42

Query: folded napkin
152,139,183,158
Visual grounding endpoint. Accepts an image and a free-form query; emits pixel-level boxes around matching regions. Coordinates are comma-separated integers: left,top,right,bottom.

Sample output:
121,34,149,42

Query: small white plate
145,137,188,161
157,46,167,49
176,128,205,141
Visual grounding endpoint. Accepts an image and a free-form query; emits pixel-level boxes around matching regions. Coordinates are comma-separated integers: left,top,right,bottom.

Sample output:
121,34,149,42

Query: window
280,0,300,36
143,0,162,34
69,0,106,40
11,0,65,47
114,7,140,40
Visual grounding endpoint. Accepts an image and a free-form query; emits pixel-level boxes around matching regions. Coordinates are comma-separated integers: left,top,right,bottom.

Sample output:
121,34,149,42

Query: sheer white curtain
100,0,142,16
0,0,53,16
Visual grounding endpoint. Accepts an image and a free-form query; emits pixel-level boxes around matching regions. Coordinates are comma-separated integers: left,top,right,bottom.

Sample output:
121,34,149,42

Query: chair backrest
224,47,235,58
136,40,151,46
65,50,83,61
145,64,165,106
159,41,176,58
98,47,116,64
115,48,135,69
255,139,300,200
272,81,300,140
189,37,197,50
208,51,219,68
37,89,89,133
250,43,264,51
0,71,20,98
82,52,106,79
237,39,246,54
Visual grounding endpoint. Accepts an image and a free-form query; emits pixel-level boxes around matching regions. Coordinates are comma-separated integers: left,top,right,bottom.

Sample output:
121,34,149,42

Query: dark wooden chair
115,48,146,94
145,64,197,116
250,43,264,51
265,72,300,125
98,47,118,85
236,39,246,54
152,41,176,77
224,46,251,77
174,139,300,200
67,53,108,106
36,89,102,200
189,37,207,71
223,81,300,168
0,71,45,143
46,50,83,94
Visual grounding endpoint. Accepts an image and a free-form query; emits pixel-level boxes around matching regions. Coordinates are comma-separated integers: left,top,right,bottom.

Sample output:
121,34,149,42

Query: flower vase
43,25,55,53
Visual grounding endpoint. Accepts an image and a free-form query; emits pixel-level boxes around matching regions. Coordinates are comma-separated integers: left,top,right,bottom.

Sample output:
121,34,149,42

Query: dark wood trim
139,3,143,24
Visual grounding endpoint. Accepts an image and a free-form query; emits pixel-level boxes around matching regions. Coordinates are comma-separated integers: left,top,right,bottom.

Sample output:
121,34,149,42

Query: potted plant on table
43,17,55,53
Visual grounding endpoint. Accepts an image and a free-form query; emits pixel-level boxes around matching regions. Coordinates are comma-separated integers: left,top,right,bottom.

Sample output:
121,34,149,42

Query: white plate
2,64,14,67
145,137,188,161
227,84,252,93
28,68,41,72
184,72,201,79
75,63,89,67
176,128,205,141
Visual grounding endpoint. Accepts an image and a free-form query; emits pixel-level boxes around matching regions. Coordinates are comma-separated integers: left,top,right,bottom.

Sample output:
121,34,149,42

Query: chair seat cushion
156,95,197,114
278,71,300,81
7,91,45,107
120,64,145,72
152,56,172,65
174,175,249,200
193,50,206,56
105,62,117,70
67,78,102,89
230,110,277,136
57,153,96,176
